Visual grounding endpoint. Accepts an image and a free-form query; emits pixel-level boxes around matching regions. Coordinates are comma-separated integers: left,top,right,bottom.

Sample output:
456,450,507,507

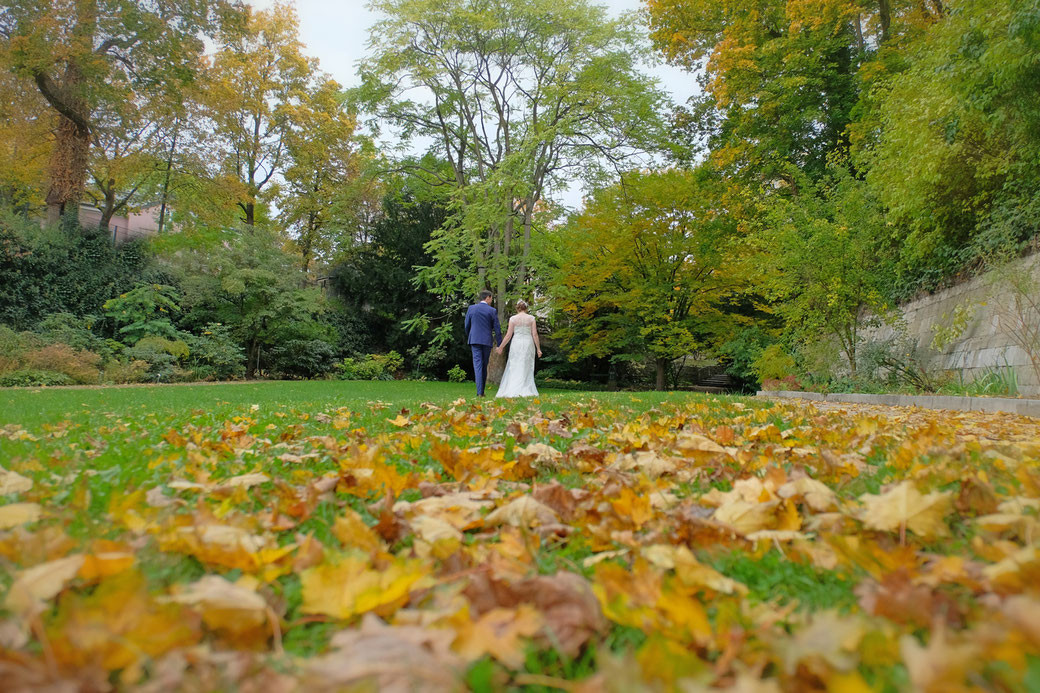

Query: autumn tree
202,2,313,228
553,168,743,390
0,69,50,213
360,0,667,326
860,0,1040,291
644,0,946,181
755,164,894,376
280,77,363,272
0,0,218,227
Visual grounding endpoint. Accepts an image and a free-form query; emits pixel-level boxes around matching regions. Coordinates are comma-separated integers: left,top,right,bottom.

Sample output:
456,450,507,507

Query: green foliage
930,303,978,353
186,324,245,381
751,344,796,383
169,227,327,377
862,0,1040,293
756,164,894,377
269,339,338,379
446,365,467,383
0,369,73,387
331,181,467,370
717,326,776,391
0,217,152,331
103,284,182,343
335,351,404,381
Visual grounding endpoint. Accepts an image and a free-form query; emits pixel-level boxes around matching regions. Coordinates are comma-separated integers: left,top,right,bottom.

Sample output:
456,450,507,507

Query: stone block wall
868,254,1040,396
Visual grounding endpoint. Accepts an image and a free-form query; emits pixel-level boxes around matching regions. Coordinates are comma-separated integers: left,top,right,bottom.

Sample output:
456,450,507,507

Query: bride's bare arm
497,322,515,353
532,318,542,357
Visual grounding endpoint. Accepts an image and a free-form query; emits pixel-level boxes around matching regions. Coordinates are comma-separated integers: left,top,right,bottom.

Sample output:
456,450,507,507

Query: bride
494,300,542,398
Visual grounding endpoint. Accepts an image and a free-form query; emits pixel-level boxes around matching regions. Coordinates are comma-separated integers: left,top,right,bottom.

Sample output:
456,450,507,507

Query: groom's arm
464,307,472,339
494,313,502,346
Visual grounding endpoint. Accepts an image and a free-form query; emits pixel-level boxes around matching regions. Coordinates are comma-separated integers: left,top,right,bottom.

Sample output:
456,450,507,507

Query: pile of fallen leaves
2,392,1040,691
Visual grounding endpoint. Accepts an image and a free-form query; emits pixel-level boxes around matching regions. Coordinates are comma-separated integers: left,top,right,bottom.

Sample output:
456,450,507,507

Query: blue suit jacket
464,302,502,347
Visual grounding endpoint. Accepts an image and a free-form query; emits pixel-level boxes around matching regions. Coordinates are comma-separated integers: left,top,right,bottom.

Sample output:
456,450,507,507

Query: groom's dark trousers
471,344,492,396
464,301,502,396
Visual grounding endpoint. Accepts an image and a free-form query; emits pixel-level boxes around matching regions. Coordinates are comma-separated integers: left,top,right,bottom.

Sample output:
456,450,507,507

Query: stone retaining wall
869,253,1040,396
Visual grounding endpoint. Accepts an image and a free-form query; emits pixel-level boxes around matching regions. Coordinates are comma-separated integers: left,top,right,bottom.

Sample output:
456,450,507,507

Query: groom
464,290,502,397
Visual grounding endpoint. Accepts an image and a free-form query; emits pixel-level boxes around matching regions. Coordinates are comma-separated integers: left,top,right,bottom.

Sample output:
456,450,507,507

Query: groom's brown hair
478,290,493,301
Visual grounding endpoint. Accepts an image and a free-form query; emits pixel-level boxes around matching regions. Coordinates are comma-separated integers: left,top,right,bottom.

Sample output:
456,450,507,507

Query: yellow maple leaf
857,482,952,539
301,553,432,620
451,605,543,669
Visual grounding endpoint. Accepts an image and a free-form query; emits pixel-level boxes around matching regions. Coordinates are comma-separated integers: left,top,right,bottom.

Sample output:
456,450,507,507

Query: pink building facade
76,203,161,243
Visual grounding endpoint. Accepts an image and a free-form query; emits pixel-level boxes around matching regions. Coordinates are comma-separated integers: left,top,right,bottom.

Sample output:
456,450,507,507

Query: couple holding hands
463,291,541,398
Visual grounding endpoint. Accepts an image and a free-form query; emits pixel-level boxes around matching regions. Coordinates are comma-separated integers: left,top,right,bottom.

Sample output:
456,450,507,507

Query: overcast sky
250,0,697,207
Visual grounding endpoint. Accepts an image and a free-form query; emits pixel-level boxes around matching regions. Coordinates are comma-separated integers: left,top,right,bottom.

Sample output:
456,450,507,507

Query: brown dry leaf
452,604,543,669
674,433,727,456
513,572,607,657
216,472,270,490
303,614,463,692
611,451,679,479
0,502,42,530
856,482,953,539
532,481,585,522
484,496,558,528
642,544,747,595
394,491,495,530
47,570,201,674
0,468,33,495
4,553,85,615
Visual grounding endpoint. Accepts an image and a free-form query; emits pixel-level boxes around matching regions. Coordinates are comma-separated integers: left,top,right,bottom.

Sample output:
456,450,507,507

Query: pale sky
251,0,698,207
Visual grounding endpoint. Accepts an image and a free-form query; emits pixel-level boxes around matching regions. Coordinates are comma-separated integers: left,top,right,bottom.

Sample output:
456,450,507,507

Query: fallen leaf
857,482,952,539
0,502,42,529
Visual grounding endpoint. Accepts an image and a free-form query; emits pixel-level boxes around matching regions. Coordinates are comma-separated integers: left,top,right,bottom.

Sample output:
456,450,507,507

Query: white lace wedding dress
496,315,539,398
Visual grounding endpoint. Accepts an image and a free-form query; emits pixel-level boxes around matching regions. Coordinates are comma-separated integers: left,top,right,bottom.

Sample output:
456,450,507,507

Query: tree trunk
487,344,506,385
878,0,892,42
242,200,255,227
45,114,91,227
655,358,668,391
157,125,179,234
98,179,116,232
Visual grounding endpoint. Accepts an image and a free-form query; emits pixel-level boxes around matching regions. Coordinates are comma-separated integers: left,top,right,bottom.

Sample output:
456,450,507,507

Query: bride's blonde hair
516,299,529,312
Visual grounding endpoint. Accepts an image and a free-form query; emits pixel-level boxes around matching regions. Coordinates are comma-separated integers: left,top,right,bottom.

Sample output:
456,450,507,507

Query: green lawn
1,380,1038,690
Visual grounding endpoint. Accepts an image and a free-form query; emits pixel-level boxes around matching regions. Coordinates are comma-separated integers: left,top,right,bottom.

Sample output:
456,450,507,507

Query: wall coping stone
757,390,1040,418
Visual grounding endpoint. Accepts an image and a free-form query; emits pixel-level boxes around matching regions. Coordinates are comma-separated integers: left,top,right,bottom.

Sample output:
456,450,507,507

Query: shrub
23,343,102,384
124,341,180,382
761,375,802,392
269,339,338,379
336,351,404,381
447,365,467,383
752,344,797,382
103,284,182,343
0,369,73,387
0,216,152,330
102,359,150,384
187,324,245,380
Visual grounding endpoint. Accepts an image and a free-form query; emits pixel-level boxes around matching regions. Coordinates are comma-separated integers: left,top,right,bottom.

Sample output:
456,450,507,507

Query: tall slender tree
202,1,313,228
359,0,667,326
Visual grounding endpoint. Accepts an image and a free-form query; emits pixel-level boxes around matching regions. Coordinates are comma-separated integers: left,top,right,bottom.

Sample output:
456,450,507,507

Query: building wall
76,204,160,243
869,254,1040,396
